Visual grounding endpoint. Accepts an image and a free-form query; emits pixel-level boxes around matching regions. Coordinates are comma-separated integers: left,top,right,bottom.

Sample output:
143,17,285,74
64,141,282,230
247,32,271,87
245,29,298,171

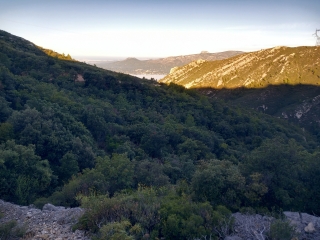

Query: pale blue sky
1,0,319,59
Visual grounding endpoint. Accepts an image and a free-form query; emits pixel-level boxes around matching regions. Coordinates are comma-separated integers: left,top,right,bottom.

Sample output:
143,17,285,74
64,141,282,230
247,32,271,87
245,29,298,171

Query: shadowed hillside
199,85,320,139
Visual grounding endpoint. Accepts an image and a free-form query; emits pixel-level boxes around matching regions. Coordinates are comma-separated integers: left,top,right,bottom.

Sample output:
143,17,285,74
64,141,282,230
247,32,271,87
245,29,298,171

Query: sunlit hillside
160,46,320,88
38,46,74,61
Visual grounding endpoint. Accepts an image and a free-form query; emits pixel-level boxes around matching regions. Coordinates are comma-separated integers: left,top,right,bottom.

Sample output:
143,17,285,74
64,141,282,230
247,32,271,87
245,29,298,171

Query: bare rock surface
225,212,320,240
283,211,320,238
0,200,90,240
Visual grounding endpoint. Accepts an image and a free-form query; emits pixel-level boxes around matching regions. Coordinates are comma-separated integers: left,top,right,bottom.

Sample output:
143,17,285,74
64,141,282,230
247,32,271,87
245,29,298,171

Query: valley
90,50,243,76
1,29,320,239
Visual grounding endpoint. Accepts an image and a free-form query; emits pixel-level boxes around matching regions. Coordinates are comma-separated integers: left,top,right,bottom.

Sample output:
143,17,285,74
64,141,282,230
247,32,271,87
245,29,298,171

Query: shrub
94,220,142,240
0,220,26,240
268,219,297,240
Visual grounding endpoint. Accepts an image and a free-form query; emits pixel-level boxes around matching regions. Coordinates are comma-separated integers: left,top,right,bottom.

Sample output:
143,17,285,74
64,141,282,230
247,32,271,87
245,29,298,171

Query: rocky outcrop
284,211,319,238
0,200,90,240
75,74,85,82
226,211,320,240
230,213,273,240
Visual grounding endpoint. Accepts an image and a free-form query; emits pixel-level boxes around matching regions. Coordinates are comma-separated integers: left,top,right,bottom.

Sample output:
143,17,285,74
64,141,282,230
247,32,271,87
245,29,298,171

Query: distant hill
92,51,243,75
160,46,320,88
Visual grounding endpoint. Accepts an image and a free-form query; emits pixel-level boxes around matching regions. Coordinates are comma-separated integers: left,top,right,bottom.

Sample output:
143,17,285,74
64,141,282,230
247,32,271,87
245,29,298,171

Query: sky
1,0,320,59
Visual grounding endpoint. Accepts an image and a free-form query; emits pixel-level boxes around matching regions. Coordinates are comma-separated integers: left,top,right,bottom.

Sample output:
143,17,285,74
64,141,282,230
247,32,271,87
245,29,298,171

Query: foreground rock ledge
1,199,320,240
0,200,90,240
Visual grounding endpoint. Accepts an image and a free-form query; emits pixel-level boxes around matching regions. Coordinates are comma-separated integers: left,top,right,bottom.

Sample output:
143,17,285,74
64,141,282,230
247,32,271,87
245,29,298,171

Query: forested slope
1,30,320,239
199,85,320,140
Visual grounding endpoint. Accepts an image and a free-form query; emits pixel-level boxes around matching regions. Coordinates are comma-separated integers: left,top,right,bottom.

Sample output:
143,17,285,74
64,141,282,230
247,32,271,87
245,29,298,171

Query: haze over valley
87,50,244,78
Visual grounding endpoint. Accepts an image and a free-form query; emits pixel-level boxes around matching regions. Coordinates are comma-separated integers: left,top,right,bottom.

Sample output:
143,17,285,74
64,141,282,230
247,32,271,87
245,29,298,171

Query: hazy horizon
1,0,319,58
74,56,160,62
73,49,244,62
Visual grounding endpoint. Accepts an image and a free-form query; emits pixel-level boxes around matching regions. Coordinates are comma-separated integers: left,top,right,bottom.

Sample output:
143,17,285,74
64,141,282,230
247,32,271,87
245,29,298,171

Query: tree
58,152,79,183
0,122,13,143
242,138,306,210
191,160,245,210
160,196,209,240
0,140,52,204
95,153,134,195
134,160,169,187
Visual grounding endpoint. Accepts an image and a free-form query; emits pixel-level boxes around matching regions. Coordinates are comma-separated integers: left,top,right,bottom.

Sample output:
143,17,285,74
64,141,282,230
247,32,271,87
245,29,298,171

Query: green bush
268,219,297,240
94,220,142,240
0,220,26,240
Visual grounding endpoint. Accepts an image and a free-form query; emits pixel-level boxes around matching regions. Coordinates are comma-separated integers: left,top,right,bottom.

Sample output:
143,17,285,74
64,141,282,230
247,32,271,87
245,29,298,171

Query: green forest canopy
1,30,320,239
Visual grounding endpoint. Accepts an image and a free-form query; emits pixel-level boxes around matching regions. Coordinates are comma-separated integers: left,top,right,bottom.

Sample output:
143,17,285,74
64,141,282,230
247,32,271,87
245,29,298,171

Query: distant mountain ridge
160,46,320,88
92,51,243,75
